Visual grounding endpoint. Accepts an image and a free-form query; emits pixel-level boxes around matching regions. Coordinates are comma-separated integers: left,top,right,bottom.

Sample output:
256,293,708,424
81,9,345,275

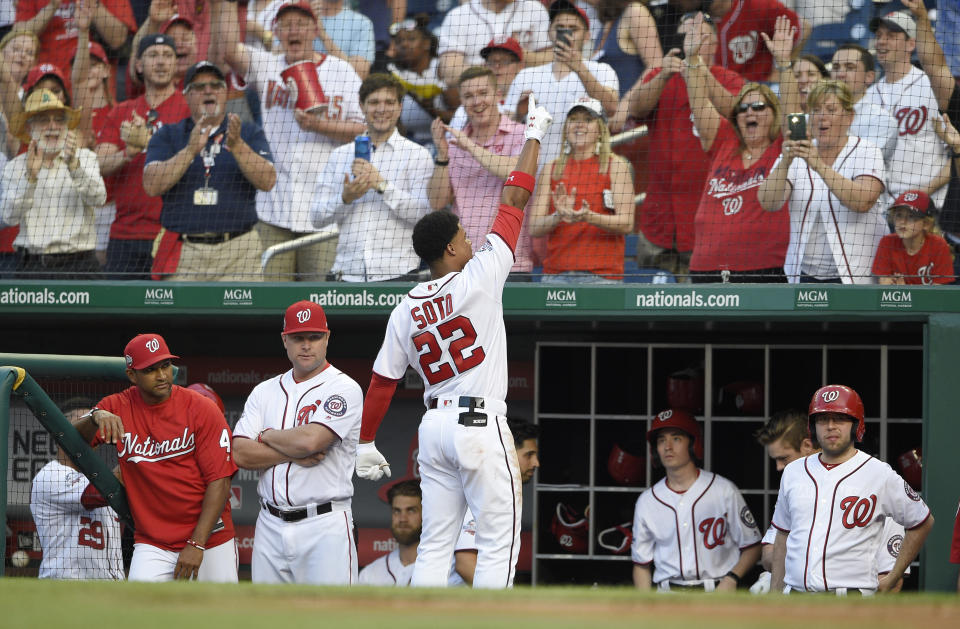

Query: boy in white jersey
354,95,553,589
771,385,934,594
31,405,123,580
632,409,761,591
232,300,363,584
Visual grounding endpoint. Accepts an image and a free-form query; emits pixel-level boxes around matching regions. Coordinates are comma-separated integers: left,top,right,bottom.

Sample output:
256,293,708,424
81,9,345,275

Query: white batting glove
749,570,771,595
524,94,553,142
355,441,391,481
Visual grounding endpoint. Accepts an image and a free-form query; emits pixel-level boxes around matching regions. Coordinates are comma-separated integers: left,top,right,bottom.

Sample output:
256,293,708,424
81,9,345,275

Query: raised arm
682,14,723,152
903,0,953,110
92,0,132,50
71,0,97,147
16,0,62,37
427,118,454,209
627,51,680,119
128,0,177,89
626,2,663,72
213,0,252,78
762,15,801,127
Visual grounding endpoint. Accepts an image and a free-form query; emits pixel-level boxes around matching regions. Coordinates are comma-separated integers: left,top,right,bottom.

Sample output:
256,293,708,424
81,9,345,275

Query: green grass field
2,579,959,629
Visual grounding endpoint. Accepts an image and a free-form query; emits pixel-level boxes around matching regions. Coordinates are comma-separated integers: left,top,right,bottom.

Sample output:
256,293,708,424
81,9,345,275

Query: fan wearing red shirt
16,0,136,75
74,333,238,582
710,0,806,82
95,34,189,278
873,190,955,285
629,12,744,264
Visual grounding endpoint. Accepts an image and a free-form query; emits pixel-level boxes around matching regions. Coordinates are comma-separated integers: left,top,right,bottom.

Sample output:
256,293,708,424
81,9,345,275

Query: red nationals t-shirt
872,233,955,285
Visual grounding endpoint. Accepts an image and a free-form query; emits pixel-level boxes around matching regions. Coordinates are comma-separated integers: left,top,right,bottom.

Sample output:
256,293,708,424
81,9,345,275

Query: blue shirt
146,116,273,234
313,8,376,63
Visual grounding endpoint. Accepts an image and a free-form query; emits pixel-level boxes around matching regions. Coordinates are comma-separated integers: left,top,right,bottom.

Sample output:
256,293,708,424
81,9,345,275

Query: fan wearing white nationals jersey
74,334,238,582
632,409,761,591
232,300,362,585
214,0,366,280
31,402,123,580
354,96,553,589
771,385,934,595
750,410,909,594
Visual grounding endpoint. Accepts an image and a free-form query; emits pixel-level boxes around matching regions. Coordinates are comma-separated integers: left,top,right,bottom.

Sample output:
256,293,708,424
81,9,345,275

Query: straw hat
10,89,80,144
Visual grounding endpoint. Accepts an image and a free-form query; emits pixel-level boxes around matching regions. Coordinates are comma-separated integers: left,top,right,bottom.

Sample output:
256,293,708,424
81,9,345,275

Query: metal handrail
610,125,648,147
260,226,340,271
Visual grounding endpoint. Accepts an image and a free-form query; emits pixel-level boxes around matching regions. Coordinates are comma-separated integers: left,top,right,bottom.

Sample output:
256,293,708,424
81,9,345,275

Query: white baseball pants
251,506,357,585
128,539,238,582
412,402,522,589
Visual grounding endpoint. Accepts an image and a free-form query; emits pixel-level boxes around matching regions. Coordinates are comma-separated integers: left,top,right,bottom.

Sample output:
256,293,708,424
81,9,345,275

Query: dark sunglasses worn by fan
736,101,769,113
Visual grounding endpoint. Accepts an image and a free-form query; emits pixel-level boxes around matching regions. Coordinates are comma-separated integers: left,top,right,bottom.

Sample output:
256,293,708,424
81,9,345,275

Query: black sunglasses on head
736,101,769,113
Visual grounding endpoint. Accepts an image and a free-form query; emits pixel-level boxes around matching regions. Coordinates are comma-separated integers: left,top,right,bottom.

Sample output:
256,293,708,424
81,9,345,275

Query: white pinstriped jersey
358,548,415,586
761,516,908,575
771,450,930,591
865,66,950,206
30,461,123,580
372,233,513,404
234,365,362,507
631,470,761,585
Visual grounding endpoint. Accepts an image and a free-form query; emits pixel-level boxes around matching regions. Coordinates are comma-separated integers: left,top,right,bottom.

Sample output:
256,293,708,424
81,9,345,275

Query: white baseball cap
566,96,605,122
870,10,916,40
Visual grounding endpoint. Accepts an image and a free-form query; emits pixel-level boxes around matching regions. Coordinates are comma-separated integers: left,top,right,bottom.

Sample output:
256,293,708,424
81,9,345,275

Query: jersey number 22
413,316,486,385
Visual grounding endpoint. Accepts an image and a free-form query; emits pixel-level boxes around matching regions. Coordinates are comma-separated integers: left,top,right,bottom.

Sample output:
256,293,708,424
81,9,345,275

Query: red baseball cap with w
283,300,329,334
124,333,179,369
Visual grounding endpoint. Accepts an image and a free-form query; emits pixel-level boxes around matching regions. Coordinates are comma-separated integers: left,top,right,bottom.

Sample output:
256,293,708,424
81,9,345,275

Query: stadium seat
802,0,872,63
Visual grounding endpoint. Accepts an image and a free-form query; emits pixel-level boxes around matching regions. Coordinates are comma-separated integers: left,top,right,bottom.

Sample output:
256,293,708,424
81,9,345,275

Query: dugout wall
1,281,959,591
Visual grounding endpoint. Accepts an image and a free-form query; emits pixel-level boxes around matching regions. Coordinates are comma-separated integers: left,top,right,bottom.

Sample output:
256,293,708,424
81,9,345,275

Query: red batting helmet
666,367,704,413
550,503,588,554
187,383,225,413
607,443,645,486
597,522,633,555
717,381,764,415
647,408,704,461
897,447,922,491
808,384,865,442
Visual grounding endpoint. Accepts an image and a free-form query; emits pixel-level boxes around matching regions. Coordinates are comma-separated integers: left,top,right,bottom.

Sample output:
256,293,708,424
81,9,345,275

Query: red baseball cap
480,37,523,63
186,383,225,413
87,41,109,65
548,0,590,29
282,300,329,334
890,190,934,217
23,62,67,93
160,13,194,33
272,1,317,27
124,333,179,369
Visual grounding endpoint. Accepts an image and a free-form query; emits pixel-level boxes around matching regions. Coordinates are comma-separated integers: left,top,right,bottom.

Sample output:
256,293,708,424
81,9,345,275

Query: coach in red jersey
75,333,238,582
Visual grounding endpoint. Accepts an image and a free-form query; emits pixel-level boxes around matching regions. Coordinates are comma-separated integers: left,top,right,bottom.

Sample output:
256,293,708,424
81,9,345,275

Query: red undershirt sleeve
490,204,524,253
80,483,110,510
360,371,401,441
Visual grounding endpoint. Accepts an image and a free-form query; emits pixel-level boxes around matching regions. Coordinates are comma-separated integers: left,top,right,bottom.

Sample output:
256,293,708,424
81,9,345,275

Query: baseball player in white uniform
632,409,762,591
865,11,949,206
451,419,540,585
214,0,366,279
358,480,422,587
232,300,363,584
751,409,910,593
31,448,123,580
770,385,934,595
354,96,553,589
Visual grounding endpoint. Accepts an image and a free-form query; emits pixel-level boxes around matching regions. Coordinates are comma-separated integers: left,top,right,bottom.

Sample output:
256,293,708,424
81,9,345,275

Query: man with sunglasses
96,34,190,279
143,61,276,280
74,333,239,582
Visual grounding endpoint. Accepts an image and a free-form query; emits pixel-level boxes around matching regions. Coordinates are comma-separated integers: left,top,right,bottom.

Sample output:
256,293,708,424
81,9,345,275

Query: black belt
428,397,488,427
21,250,95,264
181,228,251,244
263,501,332,522
428,396,485,410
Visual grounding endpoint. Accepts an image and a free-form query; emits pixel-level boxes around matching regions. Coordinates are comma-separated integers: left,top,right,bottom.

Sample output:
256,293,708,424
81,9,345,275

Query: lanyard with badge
195,128,224,206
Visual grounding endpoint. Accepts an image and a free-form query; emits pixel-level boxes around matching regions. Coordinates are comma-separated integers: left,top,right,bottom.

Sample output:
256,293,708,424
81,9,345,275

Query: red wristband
504,171,535,194
186,539,206,551
257,428,273,443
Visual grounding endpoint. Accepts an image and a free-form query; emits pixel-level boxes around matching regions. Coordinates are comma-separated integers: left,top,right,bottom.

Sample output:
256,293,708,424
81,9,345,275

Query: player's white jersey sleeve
876,516,907,575
761,525,776,545
30,461,123,580
631,490,656,566
358,549,414,586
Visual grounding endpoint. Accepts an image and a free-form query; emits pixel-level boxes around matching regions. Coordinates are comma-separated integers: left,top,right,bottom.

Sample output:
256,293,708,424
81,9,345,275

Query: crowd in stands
0,0,958,284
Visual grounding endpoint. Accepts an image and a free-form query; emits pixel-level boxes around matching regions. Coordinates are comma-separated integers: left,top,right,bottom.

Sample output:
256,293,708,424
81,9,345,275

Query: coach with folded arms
143,61,276,281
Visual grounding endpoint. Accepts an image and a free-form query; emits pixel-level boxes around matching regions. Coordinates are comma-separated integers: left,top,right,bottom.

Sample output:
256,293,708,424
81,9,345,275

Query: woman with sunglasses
682,13,799,282
758,80,887,284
